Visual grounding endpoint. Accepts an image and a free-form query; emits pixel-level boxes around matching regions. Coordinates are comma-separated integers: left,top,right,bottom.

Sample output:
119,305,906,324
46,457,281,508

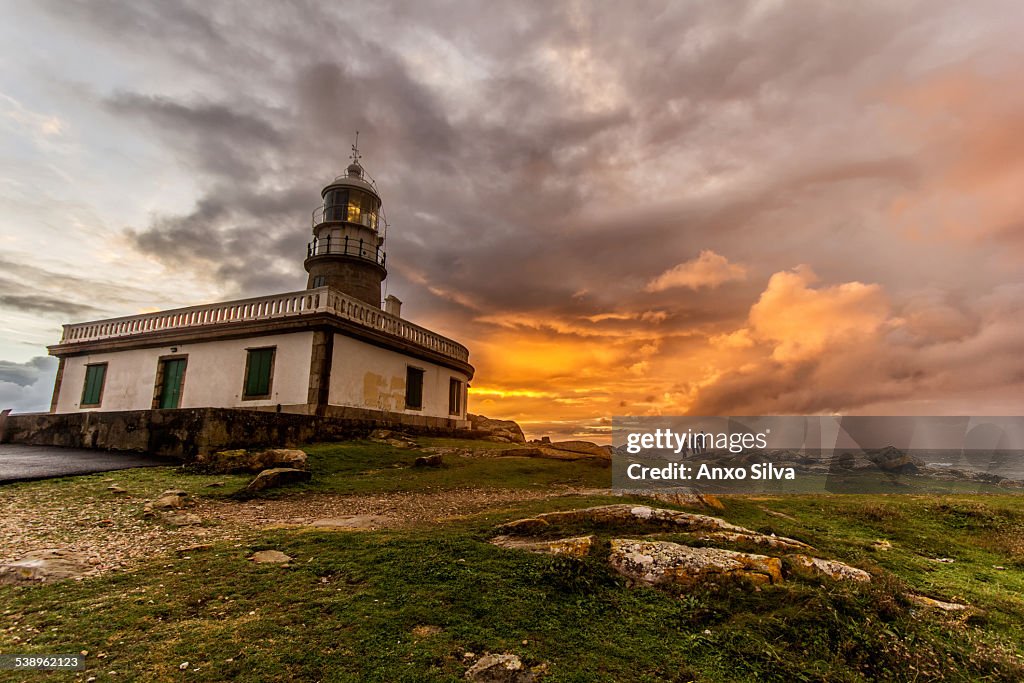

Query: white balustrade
59,287,470,363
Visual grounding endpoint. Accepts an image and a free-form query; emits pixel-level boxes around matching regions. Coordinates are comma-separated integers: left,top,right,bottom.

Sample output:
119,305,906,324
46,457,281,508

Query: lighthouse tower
304,137,387,307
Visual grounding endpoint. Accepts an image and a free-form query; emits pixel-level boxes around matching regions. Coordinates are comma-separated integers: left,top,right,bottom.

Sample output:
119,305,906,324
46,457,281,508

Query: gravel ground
0,485,578,577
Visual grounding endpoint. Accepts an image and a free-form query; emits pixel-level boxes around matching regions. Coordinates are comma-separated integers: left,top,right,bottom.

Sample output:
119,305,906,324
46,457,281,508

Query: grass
1,438,1023,681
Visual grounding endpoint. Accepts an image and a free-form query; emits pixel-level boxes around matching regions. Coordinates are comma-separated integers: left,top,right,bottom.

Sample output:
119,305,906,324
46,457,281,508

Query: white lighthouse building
46,146,473,429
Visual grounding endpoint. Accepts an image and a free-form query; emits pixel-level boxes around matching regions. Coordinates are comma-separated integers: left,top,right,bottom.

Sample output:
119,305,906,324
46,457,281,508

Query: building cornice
48,288,475,379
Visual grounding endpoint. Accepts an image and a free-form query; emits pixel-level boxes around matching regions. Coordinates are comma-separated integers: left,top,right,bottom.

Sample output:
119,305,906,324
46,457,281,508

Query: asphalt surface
0,444,173,484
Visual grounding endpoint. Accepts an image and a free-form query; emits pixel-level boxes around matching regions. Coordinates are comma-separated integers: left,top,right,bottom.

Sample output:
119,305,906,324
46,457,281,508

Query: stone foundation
0,407,477,461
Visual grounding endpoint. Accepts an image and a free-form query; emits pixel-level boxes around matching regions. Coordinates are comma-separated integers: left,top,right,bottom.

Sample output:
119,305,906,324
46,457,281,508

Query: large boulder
194,448,308,474
864,446,920,473
609,539,783,587
244,467,312,493
0,549,90,584
469,414,526,443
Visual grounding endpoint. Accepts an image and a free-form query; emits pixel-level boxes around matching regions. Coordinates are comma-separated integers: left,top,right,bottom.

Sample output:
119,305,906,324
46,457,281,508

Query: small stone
206,482,225,488
250,550,292,564
159,511,202,527
412,625,442,638
179,662,189,670
107,485,128,495
176,544,213,555
464,652,535,682
414,454,443,467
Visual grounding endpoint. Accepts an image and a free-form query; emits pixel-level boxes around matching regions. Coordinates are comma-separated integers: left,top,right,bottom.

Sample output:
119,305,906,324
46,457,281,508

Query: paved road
0,444,173,484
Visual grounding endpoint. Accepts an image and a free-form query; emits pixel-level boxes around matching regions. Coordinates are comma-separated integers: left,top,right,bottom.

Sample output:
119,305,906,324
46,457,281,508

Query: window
449,378,463,415
312,275,327,288
243,347,276,399
324,189,348,221
81,363,107,407
405,366,424,410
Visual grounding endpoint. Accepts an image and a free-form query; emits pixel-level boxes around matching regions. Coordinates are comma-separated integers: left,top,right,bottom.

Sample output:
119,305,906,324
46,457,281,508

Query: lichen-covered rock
533,504,753,535
790,554,871,582
244,467,312,493
906,594,971,611
700,531,812,551
464,653,538,682
469,414,526,443
0,549,89,584
609,539,783,587
194,448,308,474
491,535,594,558
414,453,443,467
645,492,725,510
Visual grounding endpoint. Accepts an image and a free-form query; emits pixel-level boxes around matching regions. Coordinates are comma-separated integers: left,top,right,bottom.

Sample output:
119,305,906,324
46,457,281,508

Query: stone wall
0,407,477,461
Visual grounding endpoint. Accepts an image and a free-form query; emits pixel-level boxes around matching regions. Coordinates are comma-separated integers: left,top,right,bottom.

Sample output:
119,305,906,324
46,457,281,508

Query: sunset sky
2,1,1023,440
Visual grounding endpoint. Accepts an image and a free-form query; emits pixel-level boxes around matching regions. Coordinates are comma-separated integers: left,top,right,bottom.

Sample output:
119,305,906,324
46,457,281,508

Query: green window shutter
81,364,106,405
245,348,275,397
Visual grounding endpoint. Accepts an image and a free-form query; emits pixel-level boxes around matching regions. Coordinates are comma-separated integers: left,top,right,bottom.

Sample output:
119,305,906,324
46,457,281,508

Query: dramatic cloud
1,1,1023,433
645,250,747,292
0,356,57,413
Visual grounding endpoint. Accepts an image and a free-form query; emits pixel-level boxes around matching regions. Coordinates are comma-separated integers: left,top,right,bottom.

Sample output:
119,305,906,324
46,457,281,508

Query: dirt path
0,487,578,577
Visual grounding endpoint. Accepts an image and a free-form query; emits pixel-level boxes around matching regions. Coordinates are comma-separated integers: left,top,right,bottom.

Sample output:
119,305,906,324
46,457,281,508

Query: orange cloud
645,250,747,292
747,266,891,362
885,63,1024,252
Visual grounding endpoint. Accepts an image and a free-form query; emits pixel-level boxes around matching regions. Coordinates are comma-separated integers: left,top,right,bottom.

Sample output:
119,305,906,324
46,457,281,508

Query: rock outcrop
469,414,526,443
193,448,308,474
790,554,871,582
609,539,783,587
499,441,611,461
491,535,594,558
0,548,90,584
369,430,418,449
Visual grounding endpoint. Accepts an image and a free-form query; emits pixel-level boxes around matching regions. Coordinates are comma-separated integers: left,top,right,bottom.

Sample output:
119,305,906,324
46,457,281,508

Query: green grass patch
2,442,1024,681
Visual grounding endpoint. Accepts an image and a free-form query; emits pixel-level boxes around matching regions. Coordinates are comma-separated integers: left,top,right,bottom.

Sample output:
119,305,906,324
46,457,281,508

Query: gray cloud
15,0,1024,419
0,356,55,387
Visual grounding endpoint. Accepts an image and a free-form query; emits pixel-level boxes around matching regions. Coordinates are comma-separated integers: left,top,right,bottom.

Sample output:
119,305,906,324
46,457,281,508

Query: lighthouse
304,138,387,308
44,138,473,435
